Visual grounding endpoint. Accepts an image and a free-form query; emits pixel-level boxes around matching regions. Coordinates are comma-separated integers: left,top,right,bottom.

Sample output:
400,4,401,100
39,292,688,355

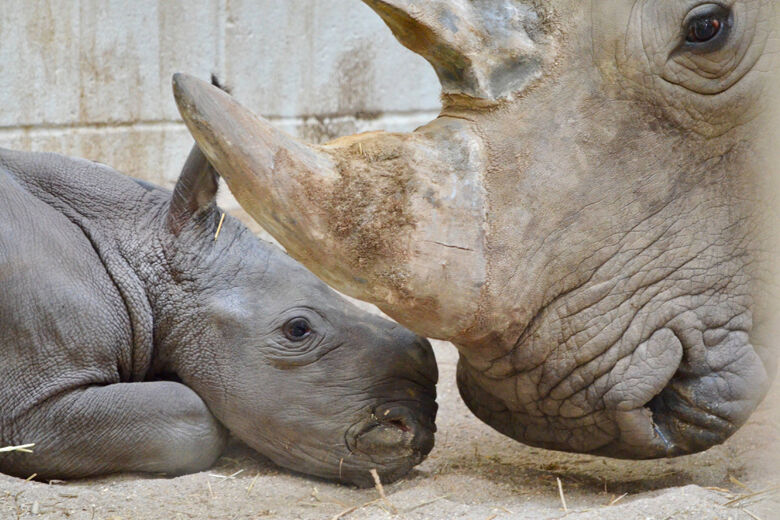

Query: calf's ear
167,74,231,236
166,144,220,236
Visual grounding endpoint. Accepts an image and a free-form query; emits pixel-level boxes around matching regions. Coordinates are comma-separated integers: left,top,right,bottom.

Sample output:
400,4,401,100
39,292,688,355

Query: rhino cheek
208,326,436,485
213,366,360,478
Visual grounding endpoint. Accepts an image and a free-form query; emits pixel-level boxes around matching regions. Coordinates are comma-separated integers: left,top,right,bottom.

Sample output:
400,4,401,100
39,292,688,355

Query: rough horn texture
174,74,487,340
361,0,552,100
176,0,779,460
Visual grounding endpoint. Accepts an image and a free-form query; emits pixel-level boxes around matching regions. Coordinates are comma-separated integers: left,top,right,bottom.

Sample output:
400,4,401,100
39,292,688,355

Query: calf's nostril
347,403,436,463
387,418,411,433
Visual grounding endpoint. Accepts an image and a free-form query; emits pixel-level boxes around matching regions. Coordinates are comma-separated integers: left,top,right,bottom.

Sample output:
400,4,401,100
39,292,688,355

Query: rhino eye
688,17,721,43
683,4,730,47
283,318,312,341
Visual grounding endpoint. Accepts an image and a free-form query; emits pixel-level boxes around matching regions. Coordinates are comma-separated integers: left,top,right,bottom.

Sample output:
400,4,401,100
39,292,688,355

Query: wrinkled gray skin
0,145,437,487
172,0,779,460
452,0,780,459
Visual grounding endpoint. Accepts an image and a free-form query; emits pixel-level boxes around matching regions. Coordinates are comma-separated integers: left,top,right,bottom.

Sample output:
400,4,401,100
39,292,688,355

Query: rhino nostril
387,418,411,433
346,403,436,463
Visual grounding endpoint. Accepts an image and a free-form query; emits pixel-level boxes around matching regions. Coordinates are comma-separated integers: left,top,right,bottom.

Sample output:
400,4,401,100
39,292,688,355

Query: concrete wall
0,0,440,211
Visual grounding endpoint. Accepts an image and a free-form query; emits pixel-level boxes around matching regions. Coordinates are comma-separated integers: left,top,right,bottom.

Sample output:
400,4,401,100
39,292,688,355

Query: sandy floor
1,339,778,520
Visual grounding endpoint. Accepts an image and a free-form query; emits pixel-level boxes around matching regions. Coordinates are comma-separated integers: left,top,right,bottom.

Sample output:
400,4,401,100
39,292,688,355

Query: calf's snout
347,402,435,463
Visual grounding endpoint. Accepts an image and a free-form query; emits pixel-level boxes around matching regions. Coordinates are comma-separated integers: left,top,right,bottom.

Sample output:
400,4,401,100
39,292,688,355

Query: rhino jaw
457,323,771,459
173,73,489,341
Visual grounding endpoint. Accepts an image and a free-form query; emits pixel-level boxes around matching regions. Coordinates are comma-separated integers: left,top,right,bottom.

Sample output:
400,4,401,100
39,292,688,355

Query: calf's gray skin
173,0,779,459
0,144,437,487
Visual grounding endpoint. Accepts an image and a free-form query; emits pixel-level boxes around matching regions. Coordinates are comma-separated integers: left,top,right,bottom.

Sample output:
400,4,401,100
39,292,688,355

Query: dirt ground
1,337,778,520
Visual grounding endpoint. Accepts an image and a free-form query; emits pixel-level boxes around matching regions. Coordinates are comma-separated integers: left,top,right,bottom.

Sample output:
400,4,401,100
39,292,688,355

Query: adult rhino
0,142,437,487
173,1,779,459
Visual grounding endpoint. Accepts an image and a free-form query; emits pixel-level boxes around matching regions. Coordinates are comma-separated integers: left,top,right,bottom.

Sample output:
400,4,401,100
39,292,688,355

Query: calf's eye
684,5,730,46
283,318,312,341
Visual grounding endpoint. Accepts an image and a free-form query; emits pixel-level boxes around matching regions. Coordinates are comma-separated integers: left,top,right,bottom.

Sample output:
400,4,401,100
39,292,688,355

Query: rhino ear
166,144,220,236
167,73,232,236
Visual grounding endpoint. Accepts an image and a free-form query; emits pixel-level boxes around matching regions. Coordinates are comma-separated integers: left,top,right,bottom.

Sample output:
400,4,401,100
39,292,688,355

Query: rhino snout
343,401,436,486
625,329,769,458
458,316,770,460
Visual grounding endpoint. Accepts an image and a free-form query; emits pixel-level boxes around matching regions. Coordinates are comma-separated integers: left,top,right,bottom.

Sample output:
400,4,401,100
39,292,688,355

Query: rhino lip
604,330,741,458
345,402,436,465
645,379,737,455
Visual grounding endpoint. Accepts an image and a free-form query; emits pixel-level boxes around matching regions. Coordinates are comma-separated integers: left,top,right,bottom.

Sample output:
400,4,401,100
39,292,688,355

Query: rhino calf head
0,142,436,487
151,147,439,486
172,1,779,459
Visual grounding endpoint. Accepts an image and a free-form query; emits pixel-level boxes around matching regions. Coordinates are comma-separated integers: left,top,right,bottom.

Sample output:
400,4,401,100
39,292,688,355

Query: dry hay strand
369,468,387,500
246,473,259,495
207,469,244,481
741,509,763,520
369,468,398,514
723,484,780,507
557,477,568,512
404,494,451,513
330,498,382,520
0,443,35,454
729,474,755,493
331,469,401,520
608,493,628,506
214,212,226,241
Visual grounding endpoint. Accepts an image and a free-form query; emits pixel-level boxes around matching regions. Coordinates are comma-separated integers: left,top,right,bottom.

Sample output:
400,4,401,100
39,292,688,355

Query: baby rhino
0,145,437,487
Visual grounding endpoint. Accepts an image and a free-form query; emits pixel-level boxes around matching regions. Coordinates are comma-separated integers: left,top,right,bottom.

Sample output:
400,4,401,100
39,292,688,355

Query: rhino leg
1,382,227,480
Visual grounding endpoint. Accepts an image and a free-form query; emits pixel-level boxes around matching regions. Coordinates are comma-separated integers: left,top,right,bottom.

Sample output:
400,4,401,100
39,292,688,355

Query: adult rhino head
173,0,780,459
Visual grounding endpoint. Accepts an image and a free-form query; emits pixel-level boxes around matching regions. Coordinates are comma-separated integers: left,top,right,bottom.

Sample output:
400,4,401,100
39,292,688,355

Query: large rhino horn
362,0,547,100
173,73,488,340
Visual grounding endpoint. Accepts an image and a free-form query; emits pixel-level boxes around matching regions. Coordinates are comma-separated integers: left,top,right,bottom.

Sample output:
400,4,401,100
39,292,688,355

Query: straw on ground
0,443,35,454
557,477,568,512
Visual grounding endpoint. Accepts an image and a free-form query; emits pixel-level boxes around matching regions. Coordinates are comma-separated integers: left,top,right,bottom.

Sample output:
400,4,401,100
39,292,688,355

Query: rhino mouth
458,320,770,460
644,382,737,455
596,327,768,459
599,372,735,459
236,398,437,488
343,401,436,481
